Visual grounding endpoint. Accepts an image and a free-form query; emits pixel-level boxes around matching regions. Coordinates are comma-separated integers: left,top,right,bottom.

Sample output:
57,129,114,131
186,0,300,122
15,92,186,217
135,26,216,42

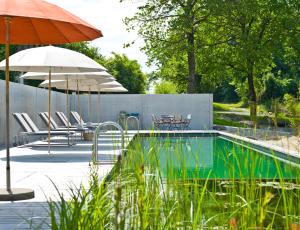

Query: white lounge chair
13,113,75,145
70,111,100,128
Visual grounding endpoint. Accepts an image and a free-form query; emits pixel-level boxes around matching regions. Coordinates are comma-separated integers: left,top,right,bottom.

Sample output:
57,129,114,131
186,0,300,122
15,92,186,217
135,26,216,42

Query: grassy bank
213,102,244,112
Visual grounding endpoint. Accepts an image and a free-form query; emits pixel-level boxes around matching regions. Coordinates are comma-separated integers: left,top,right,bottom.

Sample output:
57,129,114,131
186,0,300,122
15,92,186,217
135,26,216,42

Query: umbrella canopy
40,80,122,91
0,0,102,44
20,71,113,80
0,0,103,200
41,79,127,123
99,87,128,93
0,46,106,72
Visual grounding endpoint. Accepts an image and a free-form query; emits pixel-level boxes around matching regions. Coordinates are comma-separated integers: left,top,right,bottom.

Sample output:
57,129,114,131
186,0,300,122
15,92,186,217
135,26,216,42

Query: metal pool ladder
126,116,140,131
92,121,125,164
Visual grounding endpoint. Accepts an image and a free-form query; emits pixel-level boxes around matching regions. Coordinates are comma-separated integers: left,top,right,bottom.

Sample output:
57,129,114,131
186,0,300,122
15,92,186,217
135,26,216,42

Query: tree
260,74,298,102
62,44,147,94
0,45,20,82
61,42,106,65
105,53,146,94
122,0,212,93
154,81,177,94
206,0,300,122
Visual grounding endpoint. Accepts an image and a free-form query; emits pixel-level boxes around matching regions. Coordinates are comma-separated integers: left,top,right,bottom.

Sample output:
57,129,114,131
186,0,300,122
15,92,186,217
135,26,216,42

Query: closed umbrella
0,0,102,201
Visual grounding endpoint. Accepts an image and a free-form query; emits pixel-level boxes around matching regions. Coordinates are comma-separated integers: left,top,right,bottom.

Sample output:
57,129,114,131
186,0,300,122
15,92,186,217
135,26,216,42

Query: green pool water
141,136,300,180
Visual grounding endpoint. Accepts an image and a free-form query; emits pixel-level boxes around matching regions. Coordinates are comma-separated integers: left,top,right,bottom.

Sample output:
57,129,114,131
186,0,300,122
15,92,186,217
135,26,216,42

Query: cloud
46,0,153,72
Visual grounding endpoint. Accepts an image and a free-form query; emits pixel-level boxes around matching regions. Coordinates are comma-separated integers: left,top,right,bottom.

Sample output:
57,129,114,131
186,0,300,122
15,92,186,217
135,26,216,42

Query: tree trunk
247,70,257,125
187,31,197,93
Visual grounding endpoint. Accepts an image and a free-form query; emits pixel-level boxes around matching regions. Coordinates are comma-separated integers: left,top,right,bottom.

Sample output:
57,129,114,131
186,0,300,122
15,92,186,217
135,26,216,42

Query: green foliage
213,81,240,103
105,53,147,94
61,42,105,64
61,43,147,94
122,0,300,116
154,81,177,94
283,94,300,133
123,0,217,93
0,45,21,82
214,117,246,127
261,74,299,102
213,103,231,111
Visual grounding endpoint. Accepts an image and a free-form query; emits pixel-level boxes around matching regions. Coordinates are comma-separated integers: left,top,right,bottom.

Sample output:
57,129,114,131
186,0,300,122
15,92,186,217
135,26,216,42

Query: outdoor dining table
160,115,181,130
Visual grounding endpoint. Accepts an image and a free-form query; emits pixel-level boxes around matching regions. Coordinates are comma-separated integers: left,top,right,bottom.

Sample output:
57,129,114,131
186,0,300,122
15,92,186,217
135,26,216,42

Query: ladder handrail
92,121,124,163
126,116,140,131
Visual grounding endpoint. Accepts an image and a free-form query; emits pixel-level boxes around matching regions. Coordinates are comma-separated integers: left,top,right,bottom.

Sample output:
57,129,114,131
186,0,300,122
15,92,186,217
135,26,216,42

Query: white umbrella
99,86,128,92
24,73,115,144
40,80,122,89
57,84,128,123
20,71,114,80
0,46,106,72
40,80,124,122
0,46,106,153
96,86,128,123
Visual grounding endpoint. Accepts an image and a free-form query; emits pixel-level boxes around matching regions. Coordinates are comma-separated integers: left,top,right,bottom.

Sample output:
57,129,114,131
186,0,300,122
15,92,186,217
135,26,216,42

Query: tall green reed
48,132,300,229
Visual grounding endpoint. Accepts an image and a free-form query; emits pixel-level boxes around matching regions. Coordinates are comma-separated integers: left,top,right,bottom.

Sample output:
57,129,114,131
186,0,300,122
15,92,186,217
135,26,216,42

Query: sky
47,0,152,72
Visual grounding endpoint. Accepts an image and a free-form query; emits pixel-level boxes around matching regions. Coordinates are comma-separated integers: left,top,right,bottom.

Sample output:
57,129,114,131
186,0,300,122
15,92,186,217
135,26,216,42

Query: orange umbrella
0,0,102,201
0,0,102,44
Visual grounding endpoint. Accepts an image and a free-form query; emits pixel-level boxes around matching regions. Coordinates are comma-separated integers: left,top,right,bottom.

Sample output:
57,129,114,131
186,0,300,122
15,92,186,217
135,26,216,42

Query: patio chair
13,112,75,145
182,114,192,130
160,114,175,130
170,115,183,130
152,114,164,130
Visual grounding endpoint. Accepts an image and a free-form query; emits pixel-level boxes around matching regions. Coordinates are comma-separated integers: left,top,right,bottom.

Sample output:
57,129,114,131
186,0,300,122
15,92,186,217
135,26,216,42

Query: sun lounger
70,111,100,128
56,111,75,128
13,112,75,145
39,112,87,132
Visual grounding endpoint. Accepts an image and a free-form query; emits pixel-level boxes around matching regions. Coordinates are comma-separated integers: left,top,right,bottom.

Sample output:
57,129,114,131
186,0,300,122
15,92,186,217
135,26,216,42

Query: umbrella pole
66,77,70,146
89,87,91,122
0,17,34,202
77,80,81,125
5,17,11,192
97,90,100,123
48,69,52,154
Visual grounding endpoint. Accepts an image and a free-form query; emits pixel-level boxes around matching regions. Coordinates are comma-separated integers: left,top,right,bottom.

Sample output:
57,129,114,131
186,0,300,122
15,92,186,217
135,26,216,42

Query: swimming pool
139,135,300,180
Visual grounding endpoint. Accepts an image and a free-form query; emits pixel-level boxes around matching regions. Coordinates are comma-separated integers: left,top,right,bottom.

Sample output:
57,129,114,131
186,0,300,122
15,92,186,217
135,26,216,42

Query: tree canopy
123,0,300,121
123,0,213,93
105,53,147,94
154,81,177,94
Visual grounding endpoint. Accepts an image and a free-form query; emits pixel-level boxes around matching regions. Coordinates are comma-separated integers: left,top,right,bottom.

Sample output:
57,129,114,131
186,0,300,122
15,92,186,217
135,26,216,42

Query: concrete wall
0,80,213,146
0,80,67,146
72,94,213,130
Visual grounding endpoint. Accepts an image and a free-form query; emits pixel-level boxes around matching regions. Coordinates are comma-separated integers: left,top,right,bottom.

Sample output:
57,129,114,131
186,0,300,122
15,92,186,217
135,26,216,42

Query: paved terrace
0,131,136,230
